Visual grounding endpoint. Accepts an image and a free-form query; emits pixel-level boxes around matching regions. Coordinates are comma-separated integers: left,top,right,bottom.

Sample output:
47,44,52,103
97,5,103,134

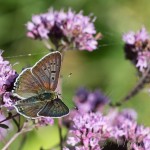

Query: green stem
58,119,63,150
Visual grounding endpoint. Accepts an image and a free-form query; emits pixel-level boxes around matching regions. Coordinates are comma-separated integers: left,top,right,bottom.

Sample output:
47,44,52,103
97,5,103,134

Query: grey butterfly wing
38,98,69,118
13,68,43,98
31,52,61,91
14,97,46,118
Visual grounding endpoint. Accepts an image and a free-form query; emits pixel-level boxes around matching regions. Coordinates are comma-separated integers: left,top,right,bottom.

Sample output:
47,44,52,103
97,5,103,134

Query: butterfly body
15,91,56,105
13,52,69,119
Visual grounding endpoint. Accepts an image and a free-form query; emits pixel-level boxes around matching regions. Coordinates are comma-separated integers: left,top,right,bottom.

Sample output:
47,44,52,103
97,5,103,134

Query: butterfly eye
51,77,55,81
19,107,23,111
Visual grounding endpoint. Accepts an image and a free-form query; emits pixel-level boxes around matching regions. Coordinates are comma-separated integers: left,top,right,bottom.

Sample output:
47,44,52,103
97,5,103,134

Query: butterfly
13,51,69,119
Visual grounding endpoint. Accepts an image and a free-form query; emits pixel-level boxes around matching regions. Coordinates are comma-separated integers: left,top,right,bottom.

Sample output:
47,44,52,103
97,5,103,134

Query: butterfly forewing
13,68,43,98
32,52,61,91
38,98,69,118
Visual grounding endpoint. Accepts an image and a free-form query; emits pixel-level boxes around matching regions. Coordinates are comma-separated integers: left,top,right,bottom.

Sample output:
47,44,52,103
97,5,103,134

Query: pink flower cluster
0,51,17,108
64,105,150,150
35,117,54,127
66,112,111,150
109,109,150,149
26,9,98,51
62,88,109,129
123,27,150,73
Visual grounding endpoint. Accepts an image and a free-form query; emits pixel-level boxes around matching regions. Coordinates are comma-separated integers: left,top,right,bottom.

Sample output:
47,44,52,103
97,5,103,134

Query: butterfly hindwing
13,68,43,98
14,101,46,118
38,98,69,118
14,94,48,118
32,52,61,91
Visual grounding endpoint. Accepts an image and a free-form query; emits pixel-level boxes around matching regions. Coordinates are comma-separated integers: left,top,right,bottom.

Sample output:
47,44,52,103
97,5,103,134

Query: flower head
108,109,150,149
26,8,100,51
123,27,150,73
136,51,150,72
111,110,138,141
63,88,109,129
0,51,17,108
129,125,150,150
74,87,109,113
66,112,111,149
123,31,136,45
35,117,54,127
64,104,150,149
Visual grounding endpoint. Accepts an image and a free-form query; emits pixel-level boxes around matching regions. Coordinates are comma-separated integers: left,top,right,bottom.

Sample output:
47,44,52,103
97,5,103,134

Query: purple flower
136,51,150,72
123,27,150,45
123,27,150,73
63,88,109,130
66,112,111,149
143,134,150,149
26,8,99,51
35,117,54,127
0,51,17,108
123,31,136,45
64,105,150,149
3,92,13,108
74,87,109,113
129,125,150,150
75,146,101,150
107,108,150,149
118,108,137,121
37,25,49,39
109,109,137,139
112,115,137,141
63,147,70,150
135,27,150,42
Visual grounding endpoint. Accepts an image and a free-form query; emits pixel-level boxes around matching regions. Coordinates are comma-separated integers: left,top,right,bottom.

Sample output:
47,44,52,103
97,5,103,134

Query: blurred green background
0,0,150,149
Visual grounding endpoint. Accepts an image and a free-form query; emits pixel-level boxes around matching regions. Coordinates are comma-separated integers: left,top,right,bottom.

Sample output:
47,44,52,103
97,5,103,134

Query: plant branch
2,122,33,150
2,131,21,150
12,117,20,131
109,63,150,107
58,119,63,150
0,113,19,124
18,134,27,150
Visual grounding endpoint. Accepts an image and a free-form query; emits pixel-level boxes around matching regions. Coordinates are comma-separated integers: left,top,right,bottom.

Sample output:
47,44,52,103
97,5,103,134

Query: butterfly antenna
4,52,48,59
56,73,72,96
61,72,72,79
117,63,150,105
68,72,72,78
59,72,73,89
55,73,74,108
